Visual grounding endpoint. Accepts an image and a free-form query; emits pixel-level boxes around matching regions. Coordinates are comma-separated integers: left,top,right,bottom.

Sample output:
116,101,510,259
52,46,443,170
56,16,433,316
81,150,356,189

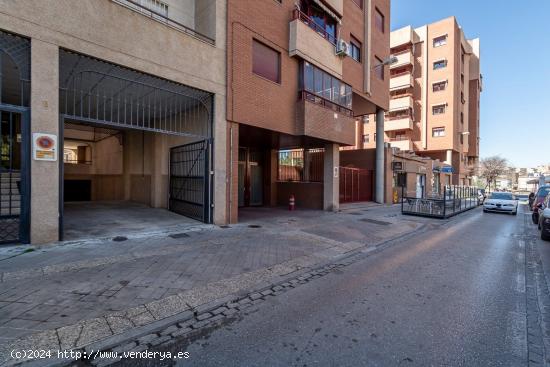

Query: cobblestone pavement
0,204,432,365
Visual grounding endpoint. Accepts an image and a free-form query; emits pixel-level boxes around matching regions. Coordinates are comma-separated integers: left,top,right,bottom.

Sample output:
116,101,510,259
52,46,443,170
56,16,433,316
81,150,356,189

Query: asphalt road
146,205,533,366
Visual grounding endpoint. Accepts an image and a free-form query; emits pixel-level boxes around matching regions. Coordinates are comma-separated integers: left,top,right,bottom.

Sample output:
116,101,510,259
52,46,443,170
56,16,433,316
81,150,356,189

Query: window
252,40,281,83
375,56,384,80
432,127,445,137
140,0,168,17
278,148,323,182
432,104,446,115
349,36,361,62
363,134,370,143
461,92,465,104
301,61,352,109
300,0,338,44
433,60,447,70
375,8,385,33
460,134,464,145
433,35,447,47
352,0,363,8
460,112,464,124
432,81,446,92
461,74,464,83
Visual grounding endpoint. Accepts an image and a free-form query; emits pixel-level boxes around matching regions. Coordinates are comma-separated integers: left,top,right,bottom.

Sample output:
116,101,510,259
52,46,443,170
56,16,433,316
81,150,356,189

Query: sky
391,0,550,169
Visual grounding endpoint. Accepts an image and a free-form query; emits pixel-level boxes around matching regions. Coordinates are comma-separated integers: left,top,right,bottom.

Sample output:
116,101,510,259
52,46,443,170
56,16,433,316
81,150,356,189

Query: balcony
389,138,413,151
390,26,416,48
389,95,413,111
385,117,413,131
390,73,413,91
289,10,342,78
113,0,216,43
390,51,413,69
296,93,355,145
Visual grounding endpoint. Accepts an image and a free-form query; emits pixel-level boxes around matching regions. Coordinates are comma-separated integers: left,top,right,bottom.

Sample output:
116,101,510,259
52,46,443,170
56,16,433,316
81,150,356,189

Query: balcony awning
388,106,410,113
311,0,342,23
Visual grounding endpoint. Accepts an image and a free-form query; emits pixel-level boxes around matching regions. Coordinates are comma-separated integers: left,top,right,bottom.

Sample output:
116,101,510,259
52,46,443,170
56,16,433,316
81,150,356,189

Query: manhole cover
360,218,391,226
112,236,128,242
169,232,190,239
248,224,262,228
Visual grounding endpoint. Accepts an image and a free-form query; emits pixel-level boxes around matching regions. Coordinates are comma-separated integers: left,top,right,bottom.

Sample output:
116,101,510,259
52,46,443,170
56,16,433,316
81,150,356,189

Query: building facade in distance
358,16,481,186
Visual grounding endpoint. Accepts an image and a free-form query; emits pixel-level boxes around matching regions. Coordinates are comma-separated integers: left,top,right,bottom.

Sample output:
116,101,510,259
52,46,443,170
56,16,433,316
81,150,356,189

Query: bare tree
479,156,508,191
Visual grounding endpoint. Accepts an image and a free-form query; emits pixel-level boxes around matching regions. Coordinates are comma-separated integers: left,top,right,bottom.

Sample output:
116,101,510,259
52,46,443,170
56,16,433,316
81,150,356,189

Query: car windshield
489,193,514,200
538,187,550,198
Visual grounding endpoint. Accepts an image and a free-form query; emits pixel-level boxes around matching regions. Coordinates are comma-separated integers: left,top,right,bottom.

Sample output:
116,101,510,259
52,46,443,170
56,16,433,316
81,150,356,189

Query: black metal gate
169,140,212,223
1,109,30,244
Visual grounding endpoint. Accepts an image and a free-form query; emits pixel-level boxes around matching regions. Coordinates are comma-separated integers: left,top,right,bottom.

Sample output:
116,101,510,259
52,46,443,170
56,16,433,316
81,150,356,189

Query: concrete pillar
150,133,167,208
323,143,339,211
227,121,239,224
30,40,59,244
375,108,385,203
445,149,453,165
213,93,228,225
122,132,131,201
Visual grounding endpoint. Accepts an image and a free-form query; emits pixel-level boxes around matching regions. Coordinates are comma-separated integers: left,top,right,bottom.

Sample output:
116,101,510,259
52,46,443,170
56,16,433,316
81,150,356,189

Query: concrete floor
63,201,200,241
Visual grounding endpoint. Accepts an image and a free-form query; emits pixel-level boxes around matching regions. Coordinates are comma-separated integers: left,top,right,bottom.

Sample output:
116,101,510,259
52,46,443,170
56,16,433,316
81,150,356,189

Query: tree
479,156,508,191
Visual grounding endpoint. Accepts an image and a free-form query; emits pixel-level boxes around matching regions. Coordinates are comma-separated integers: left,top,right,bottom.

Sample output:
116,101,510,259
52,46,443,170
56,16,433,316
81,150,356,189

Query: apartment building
0,0,227,244
226,0,391,221
359,17,482,186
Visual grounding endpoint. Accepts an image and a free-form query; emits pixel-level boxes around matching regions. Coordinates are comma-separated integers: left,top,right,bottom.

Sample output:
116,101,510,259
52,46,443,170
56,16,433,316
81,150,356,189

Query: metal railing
112,0,215,44
401,185,480,218
300,90,353,117
291,9,337,45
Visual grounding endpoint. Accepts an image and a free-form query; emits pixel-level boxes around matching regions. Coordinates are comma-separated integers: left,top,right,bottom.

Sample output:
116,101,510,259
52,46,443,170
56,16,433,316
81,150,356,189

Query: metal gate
339,167,373,203
169,140,212,223
0,109,30,244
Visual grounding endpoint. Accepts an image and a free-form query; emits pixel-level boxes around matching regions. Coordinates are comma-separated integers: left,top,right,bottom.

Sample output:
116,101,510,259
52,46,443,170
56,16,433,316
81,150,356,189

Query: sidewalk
0,204,429,364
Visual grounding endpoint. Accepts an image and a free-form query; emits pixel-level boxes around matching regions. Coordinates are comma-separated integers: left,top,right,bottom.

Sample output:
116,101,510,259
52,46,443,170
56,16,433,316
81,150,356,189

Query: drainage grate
219,225,231,229
248,225,262,228
112,236,128,242
360,218,391,226
347,212,362,215
169,232,190,239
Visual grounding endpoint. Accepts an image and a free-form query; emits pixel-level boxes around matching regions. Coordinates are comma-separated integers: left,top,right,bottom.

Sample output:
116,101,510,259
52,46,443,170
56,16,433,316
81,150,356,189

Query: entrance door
0,110,29,244
169,140,212,223
416,174,426,198
237,148,263,207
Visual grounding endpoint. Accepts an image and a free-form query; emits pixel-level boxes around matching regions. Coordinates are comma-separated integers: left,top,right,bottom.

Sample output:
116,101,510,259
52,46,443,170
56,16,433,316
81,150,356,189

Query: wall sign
392,161,404,171
33,133,58,161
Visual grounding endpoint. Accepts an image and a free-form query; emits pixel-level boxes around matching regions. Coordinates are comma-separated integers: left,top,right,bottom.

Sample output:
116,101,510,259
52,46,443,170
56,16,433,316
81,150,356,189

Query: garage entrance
59,50,213,240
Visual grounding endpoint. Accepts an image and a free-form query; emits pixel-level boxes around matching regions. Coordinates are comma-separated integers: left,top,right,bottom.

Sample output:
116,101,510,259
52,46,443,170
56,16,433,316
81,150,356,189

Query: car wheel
542,231,550,241
483,209,487,213
533,214,539,224
513,211,517,216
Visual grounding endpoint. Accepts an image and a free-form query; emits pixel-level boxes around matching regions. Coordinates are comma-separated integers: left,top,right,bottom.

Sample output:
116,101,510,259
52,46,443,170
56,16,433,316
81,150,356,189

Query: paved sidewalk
0,204,430,364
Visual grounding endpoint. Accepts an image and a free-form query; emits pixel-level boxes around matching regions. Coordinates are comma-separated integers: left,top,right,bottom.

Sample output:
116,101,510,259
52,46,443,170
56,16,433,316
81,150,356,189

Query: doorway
0,109,30,244
238,147,264,207
416,174,426,198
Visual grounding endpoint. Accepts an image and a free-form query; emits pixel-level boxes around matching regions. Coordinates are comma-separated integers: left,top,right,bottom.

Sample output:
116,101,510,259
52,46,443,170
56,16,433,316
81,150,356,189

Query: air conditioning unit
335,39,348,57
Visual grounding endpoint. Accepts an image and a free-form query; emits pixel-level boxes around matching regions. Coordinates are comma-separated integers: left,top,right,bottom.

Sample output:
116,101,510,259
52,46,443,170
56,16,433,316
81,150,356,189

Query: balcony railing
112,0,215,44
292,9,337,46
389,136,409,142
300,90,352,117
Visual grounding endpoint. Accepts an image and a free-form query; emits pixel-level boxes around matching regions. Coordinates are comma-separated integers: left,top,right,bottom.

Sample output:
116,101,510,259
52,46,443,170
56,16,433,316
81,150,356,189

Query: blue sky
391,0,550,168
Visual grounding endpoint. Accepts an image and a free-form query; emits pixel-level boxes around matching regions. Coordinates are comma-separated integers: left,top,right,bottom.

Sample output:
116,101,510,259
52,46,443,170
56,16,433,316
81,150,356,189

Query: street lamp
371,55,399,70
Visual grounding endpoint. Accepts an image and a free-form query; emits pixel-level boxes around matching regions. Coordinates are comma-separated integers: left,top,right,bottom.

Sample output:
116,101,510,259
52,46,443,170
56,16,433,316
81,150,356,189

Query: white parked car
483,192,518,215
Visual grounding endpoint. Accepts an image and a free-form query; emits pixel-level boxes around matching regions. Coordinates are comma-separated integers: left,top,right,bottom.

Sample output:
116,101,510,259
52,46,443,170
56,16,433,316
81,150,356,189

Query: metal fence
278,149,323,182
401,185,479,218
